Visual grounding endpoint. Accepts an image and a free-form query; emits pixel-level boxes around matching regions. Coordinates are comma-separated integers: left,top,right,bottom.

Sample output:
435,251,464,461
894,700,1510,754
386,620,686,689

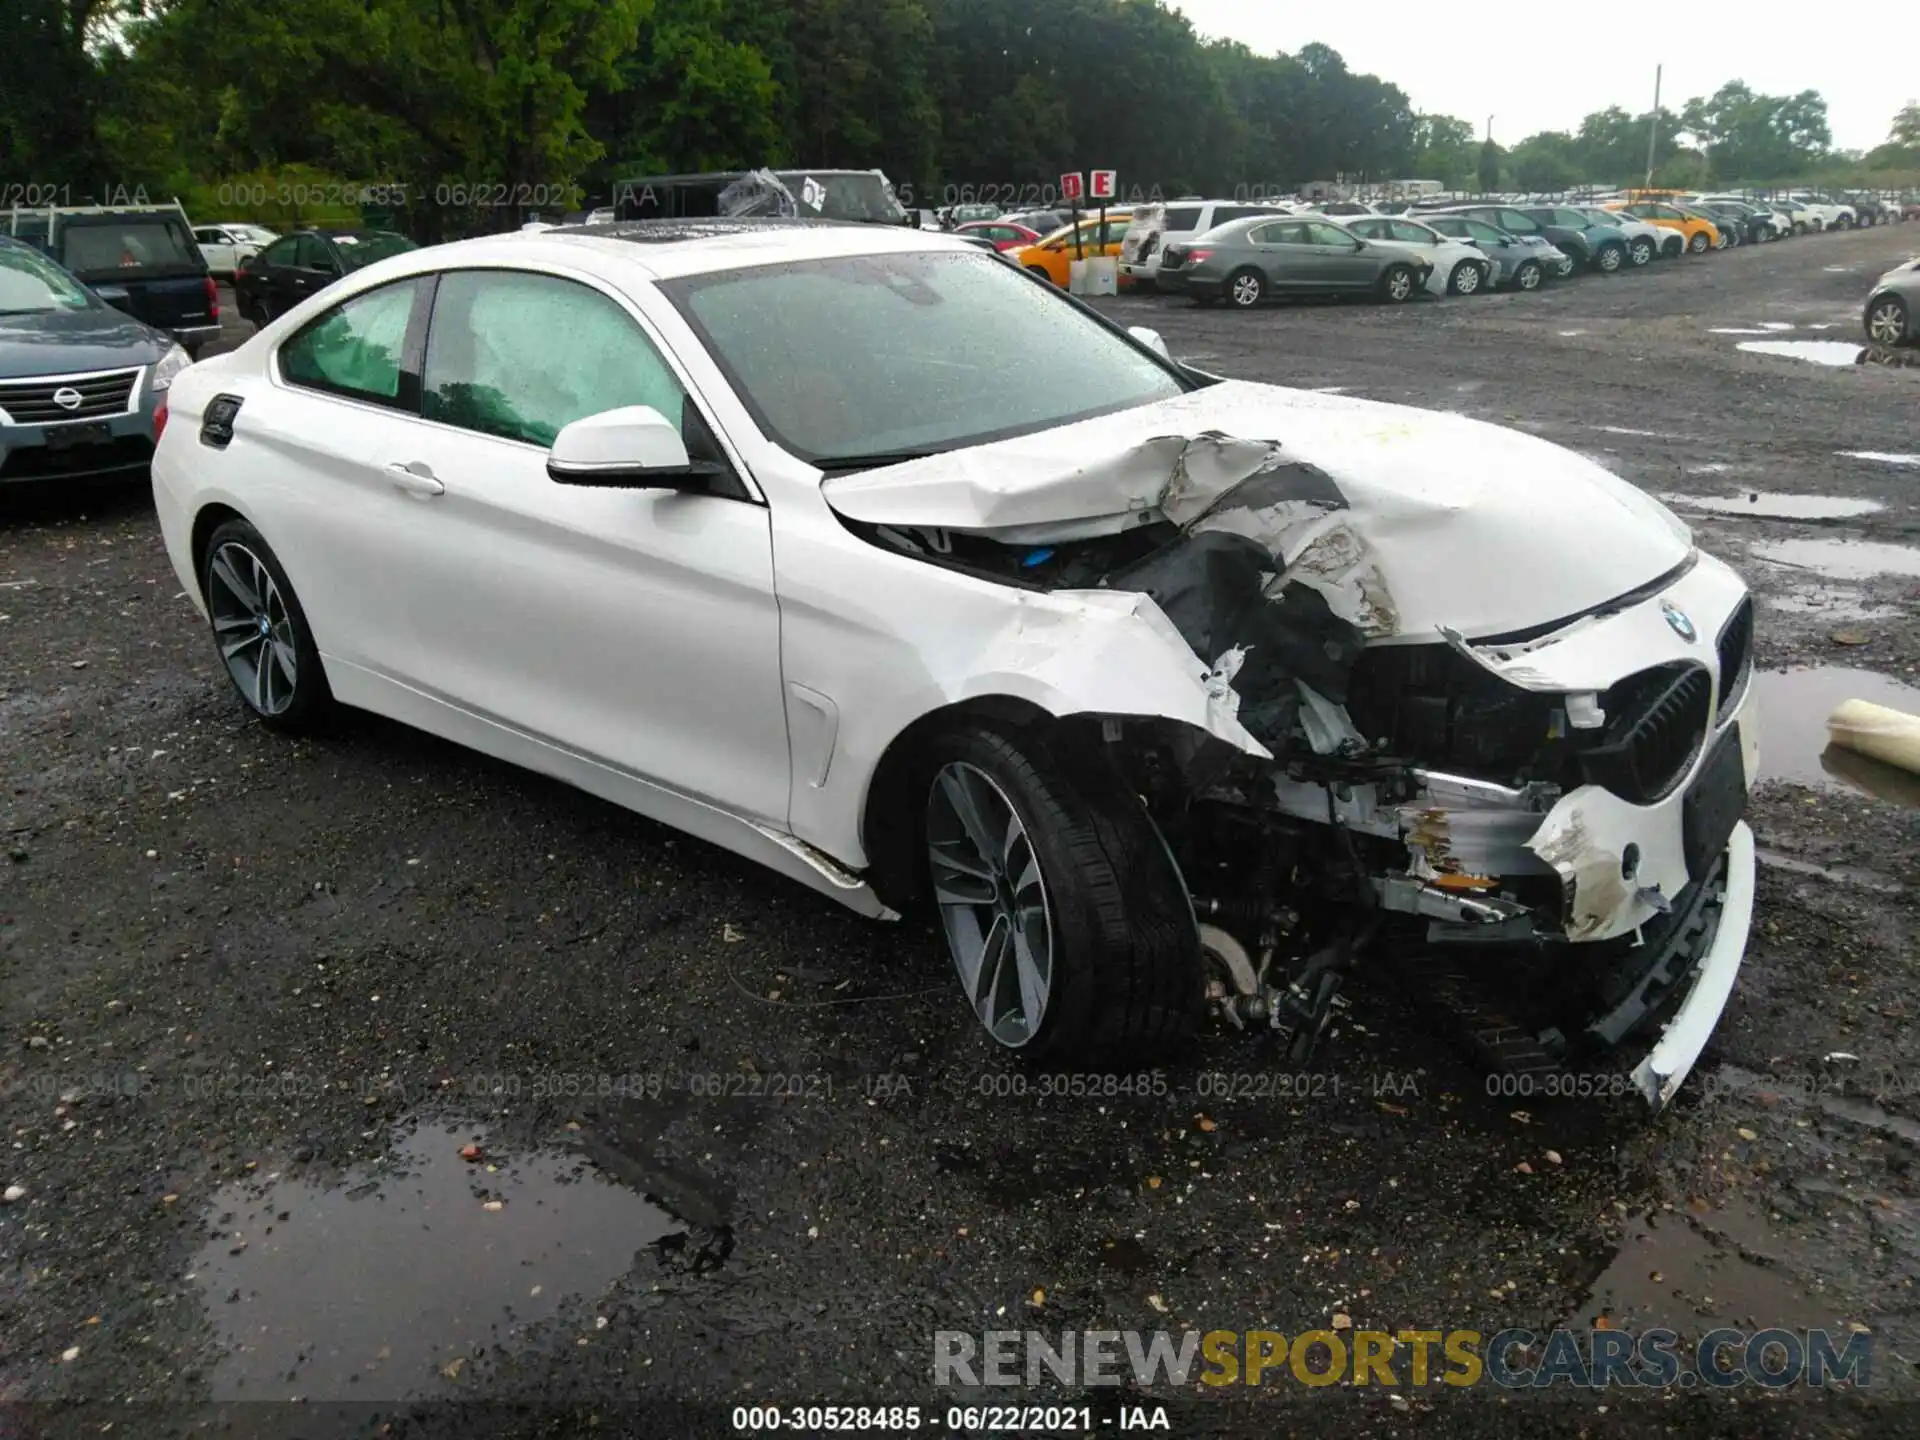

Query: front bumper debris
1631,820,1755,1109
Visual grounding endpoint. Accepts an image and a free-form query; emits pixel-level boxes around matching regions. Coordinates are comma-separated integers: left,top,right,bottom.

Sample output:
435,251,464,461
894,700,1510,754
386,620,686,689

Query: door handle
386,461,445,497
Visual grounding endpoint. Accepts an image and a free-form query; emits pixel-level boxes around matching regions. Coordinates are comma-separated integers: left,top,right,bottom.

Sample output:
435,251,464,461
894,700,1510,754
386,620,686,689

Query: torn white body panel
821,381,1693,641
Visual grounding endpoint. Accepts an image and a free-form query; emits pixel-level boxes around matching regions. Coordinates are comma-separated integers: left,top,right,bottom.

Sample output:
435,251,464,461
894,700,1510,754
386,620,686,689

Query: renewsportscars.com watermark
934,1327,1873,1390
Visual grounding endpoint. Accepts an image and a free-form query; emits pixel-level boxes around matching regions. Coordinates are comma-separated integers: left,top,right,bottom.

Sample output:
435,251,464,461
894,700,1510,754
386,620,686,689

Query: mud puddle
1663,491,1884,521
1735,340,1866,366
1574,1200,1838,1334
192,1119,681,1400
1753,667,1920,802
1839,452,1920,467
1764,590,1903,622
1757,847,1905,894
1750,537,1920,579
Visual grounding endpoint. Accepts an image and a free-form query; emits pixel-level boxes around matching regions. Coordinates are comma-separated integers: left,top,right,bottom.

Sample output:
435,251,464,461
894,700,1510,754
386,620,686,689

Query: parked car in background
0,235,187,485
234,229,418,325
1119,200,1292,290
1863,255,1920,346
6,202,221,355
1420,213,1552,291
1573,208,1659,266
1518,206,1634,273
1159,215,1431,307
1841,193,1887,227
1312,201,1378,218
1001,208,1072,236
955,220,1041,251
1608,201,1713,256
1786,192,1854,231
1341,213,1491,295
1417,204,1576,277
1689,198,1779,244
1009,212,1133,288
193,224,275,278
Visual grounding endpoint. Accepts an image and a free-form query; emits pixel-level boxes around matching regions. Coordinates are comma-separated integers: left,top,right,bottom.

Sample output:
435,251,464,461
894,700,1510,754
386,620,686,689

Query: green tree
1679,81,1830,182
1477,138,1502,193
1508,131,1579,192
0,0,128,188
1408,114,1477,188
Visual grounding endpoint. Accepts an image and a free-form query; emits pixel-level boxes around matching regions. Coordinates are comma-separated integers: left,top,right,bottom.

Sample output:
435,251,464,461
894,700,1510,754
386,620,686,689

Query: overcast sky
1166,1,1904,153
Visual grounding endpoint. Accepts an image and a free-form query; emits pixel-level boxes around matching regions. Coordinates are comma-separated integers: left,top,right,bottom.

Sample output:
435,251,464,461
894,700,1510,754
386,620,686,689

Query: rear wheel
1380,264,1418,302
1866,294,1910,347
1663,235,1685,258
921,724,1202,1062
1227,267,1265,308
1513,259,1543,292
1447,259,1484,295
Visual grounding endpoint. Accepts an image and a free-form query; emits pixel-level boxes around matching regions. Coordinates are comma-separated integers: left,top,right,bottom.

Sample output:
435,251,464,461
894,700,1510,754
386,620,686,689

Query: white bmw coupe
153,218,1758,1107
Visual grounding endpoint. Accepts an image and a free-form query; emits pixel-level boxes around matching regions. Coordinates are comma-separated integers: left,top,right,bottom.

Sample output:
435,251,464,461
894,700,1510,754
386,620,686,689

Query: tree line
3,0,1914,236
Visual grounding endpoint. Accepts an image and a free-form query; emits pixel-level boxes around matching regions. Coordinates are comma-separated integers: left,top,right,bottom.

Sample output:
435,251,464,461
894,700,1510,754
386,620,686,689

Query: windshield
333,232,417,271
0,243,94,313
665,250,1187,464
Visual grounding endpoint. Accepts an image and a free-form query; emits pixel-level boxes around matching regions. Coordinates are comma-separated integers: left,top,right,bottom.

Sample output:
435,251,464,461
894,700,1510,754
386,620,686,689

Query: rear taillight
205,276,220,319
1187,249,1213,264
153,397,168,442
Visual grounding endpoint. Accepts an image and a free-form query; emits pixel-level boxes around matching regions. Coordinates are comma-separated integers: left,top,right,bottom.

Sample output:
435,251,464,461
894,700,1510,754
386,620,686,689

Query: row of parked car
944,188,1900,310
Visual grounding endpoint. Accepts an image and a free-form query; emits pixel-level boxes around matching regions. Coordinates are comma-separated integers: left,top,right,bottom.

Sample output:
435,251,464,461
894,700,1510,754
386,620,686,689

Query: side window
1100,219,1130,245
1346,219,1385,238
1466,220,1505,244
421,269,688,449
193,228,218,245
1211,206,1264,225
1305,221,1352,246
259,237,299,267
1389,221,1433,243
1163,206,1203,231
1247,222,1288,244
280,278,420,404
1496,209,1541,233
293,235,332,269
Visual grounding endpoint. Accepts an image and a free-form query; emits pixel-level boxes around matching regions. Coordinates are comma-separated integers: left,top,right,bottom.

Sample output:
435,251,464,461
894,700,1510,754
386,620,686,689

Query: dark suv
1518,206,1634,273
5,204,220,355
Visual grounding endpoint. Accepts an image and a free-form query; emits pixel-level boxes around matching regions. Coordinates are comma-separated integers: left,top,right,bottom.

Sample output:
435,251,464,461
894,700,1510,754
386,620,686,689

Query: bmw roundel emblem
1662,601,1696,642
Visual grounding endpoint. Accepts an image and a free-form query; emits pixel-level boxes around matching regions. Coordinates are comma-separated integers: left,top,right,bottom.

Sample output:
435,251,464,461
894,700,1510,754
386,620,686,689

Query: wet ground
3,229,1919,1438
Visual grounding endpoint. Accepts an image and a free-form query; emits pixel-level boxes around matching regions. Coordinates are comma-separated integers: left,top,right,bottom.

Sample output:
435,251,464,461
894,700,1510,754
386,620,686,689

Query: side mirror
1352,238,1366,251
1127,325,1171,359
548,405,723,491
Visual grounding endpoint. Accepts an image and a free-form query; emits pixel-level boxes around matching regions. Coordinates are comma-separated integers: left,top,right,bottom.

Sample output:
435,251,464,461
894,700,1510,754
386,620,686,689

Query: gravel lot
2,227,1918,1437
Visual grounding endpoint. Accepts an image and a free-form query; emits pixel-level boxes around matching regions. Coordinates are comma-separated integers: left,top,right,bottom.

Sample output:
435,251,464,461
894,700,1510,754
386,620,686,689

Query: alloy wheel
1386,268,1413,301
1597,245,1622,272
1230,272,1263,307
1631,239,1653,265
1517,262,1541,291
1452,262,1481,295
206,541,299,716
927,761,1055,1049
1866,299,1909,346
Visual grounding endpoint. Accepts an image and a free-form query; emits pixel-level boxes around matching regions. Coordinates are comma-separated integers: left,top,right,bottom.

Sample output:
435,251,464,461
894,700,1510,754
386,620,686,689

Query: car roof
334,218,987,284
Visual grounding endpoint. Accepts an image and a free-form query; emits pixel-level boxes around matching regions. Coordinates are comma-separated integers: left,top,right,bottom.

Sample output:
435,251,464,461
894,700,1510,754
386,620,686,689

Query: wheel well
860,695,1059,911
189,503,246,594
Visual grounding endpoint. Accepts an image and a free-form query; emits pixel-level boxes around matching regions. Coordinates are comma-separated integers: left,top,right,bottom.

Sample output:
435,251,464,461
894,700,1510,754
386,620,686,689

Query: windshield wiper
813,449,944,473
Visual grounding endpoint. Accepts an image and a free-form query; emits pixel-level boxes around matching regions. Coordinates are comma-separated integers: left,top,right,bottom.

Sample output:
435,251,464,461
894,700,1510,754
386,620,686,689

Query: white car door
195,227,237,275
312,265,790,825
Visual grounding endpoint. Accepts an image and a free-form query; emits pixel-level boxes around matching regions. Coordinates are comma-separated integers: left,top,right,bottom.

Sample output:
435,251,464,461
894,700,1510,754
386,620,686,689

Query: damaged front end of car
824,387,1759,1111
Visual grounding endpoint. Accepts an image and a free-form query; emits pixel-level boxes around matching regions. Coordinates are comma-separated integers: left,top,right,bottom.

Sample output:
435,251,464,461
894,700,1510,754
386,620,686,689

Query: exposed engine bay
830,416,1758,1107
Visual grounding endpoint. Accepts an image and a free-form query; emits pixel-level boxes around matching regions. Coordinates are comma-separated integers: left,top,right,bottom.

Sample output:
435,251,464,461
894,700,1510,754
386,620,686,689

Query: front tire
1513,259,1543,292
922,725,1202,1062
200,519,334,733
1380,263,1418,302
1447,259,1484,295
1553,252,1577,278
1688,231,1710,253
1595,242,1625,273
1227,267,1265,308
1629,237,1654,266
1834,214,1853,231
1865,294,1910,347
1025,265,1060,287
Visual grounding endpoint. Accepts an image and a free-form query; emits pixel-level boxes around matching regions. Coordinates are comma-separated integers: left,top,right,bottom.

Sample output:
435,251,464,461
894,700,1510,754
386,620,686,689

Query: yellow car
1607,200,1719,256
1009,212,1134,287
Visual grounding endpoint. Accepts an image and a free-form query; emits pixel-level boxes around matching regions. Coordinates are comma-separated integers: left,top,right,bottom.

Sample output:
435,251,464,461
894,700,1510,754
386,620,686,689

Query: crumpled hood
821,380,1693,640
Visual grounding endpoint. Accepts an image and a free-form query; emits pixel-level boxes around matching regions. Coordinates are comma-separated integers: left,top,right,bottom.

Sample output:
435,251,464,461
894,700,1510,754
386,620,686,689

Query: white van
1119,199,1296,289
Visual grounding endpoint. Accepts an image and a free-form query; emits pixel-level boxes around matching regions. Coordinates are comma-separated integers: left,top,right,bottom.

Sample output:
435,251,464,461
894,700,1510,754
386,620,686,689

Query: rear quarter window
1163,207,1203,231
60,219,199,273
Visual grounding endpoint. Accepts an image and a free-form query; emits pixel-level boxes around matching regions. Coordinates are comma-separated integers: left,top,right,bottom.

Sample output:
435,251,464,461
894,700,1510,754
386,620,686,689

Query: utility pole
1644,65,1662,187
1486,114,1495,143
